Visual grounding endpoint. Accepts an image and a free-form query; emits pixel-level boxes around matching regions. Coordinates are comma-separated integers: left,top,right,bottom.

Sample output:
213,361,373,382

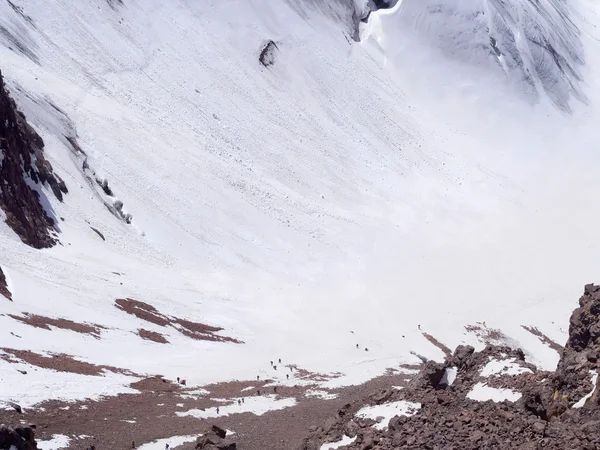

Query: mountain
1,0,600,447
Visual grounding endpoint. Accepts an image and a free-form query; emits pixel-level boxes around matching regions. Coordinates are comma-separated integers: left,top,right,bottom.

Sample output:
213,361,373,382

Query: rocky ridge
302,284,600,450
0,69,67,248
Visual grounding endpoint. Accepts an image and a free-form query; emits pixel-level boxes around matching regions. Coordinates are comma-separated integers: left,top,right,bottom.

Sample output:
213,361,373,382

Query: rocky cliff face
0,69,67,248
0,266,11,300
303,284,600,450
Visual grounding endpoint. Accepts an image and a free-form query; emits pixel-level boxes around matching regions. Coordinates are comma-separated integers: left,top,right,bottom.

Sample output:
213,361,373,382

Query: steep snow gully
1,0,600,416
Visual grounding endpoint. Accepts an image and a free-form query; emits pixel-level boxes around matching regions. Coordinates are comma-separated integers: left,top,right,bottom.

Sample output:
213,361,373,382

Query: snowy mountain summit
1,0,600,447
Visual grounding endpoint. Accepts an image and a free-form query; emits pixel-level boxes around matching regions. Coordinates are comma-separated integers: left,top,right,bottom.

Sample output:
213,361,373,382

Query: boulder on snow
259,40,278,67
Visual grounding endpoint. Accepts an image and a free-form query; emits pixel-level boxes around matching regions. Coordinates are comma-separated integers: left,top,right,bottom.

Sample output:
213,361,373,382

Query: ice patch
467,382,522,402
573,372,598,408
355,400,421,430
480,358,533,377
440,367,457,386
320,435,357,450
137,434,200,450
176,395,296,419
37,434,70,450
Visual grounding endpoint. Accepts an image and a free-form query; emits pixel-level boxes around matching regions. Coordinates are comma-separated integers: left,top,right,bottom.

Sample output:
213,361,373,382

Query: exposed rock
0,70,67,248
554,284,600,406
304,284,600,450
0,266,11,300
408,360,445,390
195,425,236,449
90,227,105,241
259,40,278,67
0,424,37,449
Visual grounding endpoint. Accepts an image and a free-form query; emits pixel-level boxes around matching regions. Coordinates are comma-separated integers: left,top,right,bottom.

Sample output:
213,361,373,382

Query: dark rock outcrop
259,40,278,67
195,425,236,450
0,424,38,450
305,284,600,450
0,70,67,248
0,267,11,300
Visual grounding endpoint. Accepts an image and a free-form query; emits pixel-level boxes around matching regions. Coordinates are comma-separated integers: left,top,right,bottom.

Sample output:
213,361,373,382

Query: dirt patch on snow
522,325,564,354
8,313,103,338
137,328,169,344
465,322,507,345
115,298,170,327
115,298,241,343
421,332,451,357
0,348,135,376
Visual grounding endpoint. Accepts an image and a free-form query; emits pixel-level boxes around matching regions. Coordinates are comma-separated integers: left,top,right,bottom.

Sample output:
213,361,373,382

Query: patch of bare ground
0,371,415,450
137,328,169,344
465,322,507,345
521,325,564,353
115,298,170,327
0,267,11,300
115,298,242,343
8,313,103,338
422,332,451,357
0,348,136,376
174,318,241,343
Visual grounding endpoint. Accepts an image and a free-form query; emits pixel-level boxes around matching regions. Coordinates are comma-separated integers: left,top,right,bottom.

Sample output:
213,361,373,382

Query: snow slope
1,0,600,406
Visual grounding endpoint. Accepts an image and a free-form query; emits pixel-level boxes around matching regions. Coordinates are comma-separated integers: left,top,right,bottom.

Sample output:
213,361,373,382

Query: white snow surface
480,358,533,377
355,400,421,429
573,371,598,408
0,0,599,406
137,434,200,450
467,382,522,402
440,366,458,386
36,435,70,450
176,394,296,419
320,435,358,450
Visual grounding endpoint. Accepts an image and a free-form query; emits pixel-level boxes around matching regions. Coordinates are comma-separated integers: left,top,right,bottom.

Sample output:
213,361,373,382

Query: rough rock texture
303,284,600,450
195,425,236,449
0,267,11,300
259,40,278,67
0,70,67,248
0,424,38,450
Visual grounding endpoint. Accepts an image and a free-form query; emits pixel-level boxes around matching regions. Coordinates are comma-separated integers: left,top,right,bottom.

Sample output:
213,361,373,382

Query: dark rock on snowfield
259,40,278,67
0,70,67,248
0,266,11,300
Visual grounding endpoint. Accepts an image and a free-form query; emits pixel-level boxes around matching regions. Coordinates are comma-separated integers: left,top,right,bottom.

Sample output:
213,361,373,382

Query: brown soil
0,348,136,377
137,328,169,344
421,332,452,357
8,313,103,338
522,325,564,354
0,371,414,450
115,298,170,327
115,298,241,343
